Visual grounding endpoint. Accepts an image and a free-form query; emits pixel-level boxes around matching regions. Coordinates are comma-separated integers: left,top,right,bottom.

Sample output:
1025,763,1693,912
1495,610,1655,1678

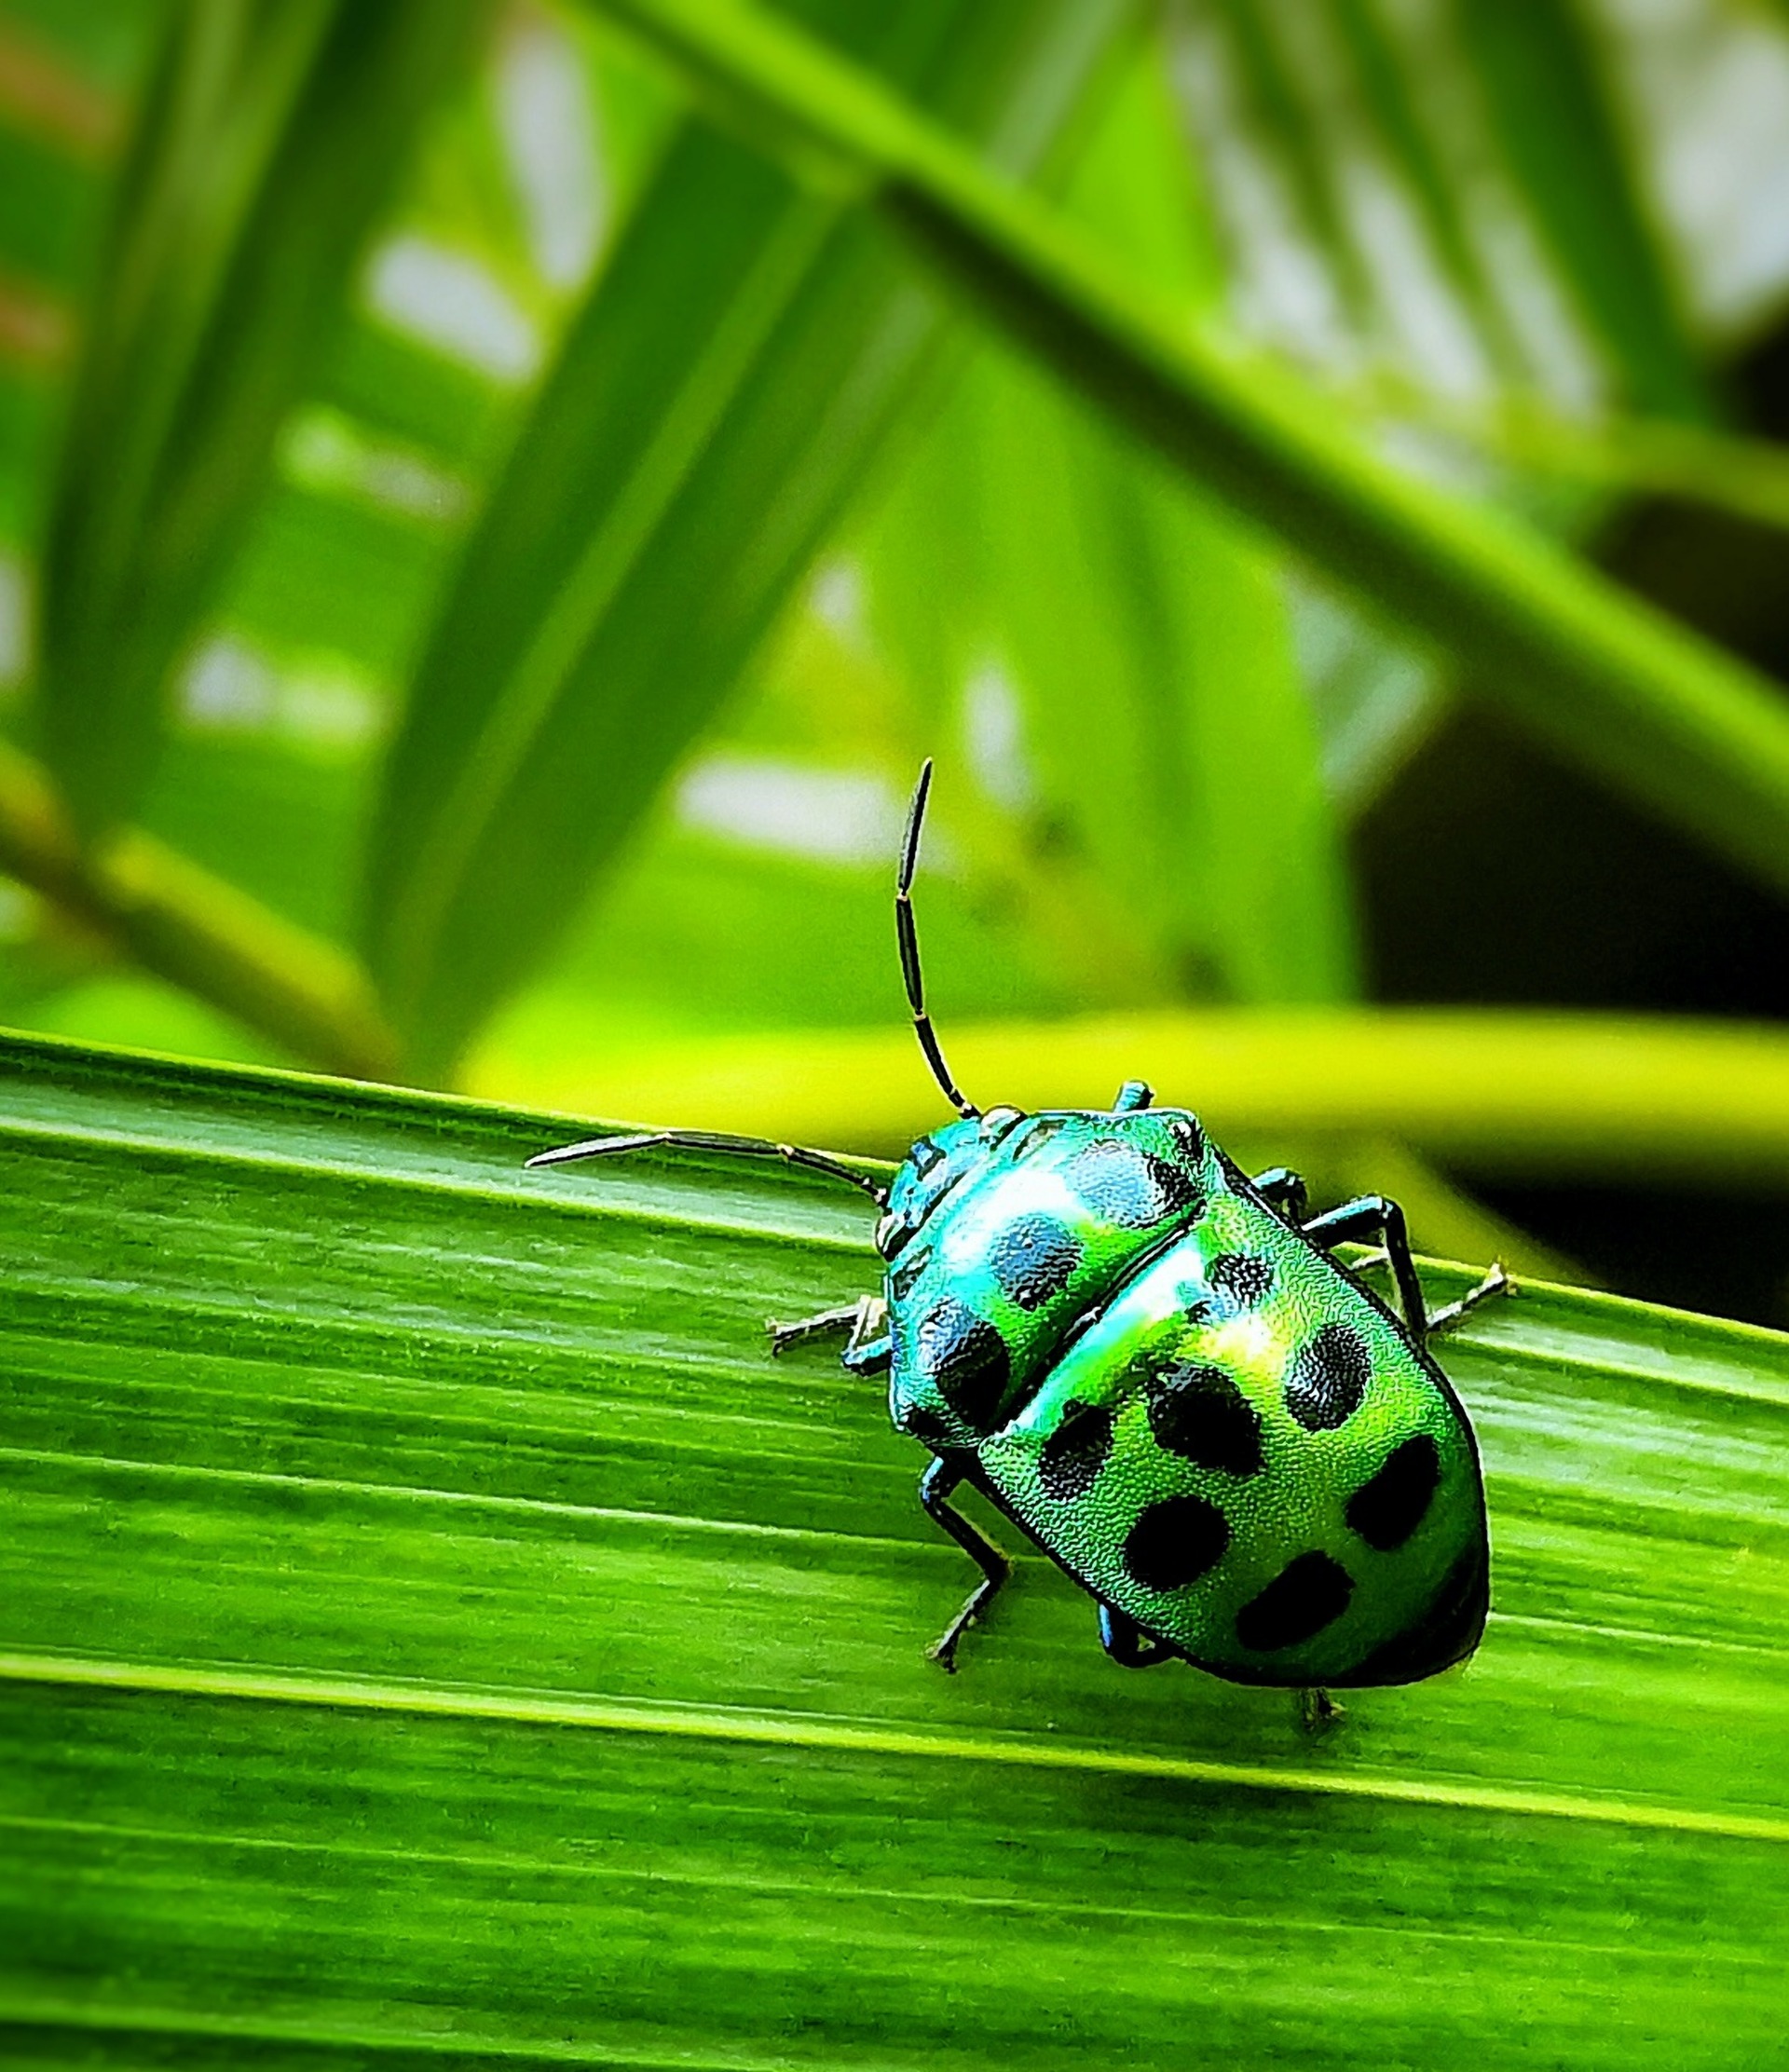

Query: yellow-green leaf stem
473,1004,1789,1190
0,1030,1784,2067
0,743,396,1079
586,0,1789,899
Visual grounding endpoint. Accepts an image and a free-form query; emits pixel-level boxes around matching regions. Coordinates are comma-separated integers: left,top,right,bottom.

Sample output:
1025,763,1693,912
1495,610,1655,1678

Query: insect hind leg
1427,1261,1511,1337
1098,1603,1174,1669
1300,1193,1430,1340
1302,1194,1513,1345
1250,1165,1309,1222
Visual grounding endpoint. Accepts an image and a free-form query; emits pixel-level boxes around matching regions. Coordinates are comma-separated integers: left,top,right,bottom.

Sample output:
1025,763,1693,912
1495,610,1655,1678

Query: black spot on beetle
1122,1494,1229,1591
1038,1399,1113,1500
1208,1252,1274,1308
1340,1541,1487,1686
1066,1139,1147,1221
1146,1153,1202,1218
887,1246,930,1303
1286,1322,1372,1431
1144,1362,1264,1477
1236,1551,1355,1652
1345,1434,1441,1551
1161,1113,1206,1166
893,1399,956,1451
915,1298,1011,1432
990,1213,1083,1311
1070,1140,1203,1229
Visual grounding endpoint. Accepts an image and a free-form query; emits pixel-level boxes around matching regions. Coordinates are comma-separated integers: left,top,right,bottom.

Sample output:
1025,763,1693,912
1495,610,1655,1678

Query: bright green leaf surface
2,1031,1785,2066
36,0,487,834
1452,0,1709,423
366,0,1134,1079
584,0,1789,910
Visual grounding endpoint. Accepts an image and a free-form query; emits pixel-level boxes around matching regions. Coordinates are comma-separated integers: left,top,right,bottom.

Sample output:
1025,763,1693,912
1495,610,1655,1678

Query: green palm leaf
580,0,1789,907
3,1031,1784,2066
35,0,487,836
364,0,1135,1078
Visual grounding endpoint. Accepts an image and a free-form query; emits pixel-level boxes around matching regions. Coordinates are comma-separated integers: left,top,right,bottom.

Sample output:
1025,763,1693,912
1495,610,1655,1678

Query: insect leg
1294,1687,1344,1737
768,1294,891,1373
1097,1603,1174,1669
1427,1261,1512,1338
919,1455,1012,1672
842,1331,894,1377
1300,1193,1428,1340
528,1127,886,1205
1250,1165,1309,1222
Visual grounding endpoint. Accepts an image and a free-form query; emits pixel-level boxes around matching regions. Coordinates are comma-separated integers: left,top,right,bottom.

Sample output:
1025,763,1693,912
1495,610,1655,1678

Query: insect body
531,763,1502,1694
869,1096,1491,1685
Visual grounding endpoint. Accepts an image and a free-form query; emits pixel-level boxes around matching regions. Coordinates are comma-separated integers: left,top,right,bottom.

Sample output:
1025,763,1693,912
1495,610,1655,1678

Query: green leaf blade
584,0,1789,911
36,0,488,835
1452,0,1711,422
364,0,1138,1078
1,1031,1786,2067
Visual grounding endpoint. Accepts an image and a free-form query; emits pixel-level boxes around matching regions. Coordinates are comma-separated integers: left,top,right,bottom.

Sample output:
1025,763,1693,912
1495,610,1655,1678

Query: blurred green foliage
7,6,1789,2061
5,0,1789,1309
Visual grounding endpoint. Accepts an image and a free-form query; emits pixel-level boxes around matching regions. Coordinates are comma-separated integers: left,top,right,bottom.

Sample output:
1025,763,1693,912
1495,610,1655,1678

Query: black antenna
896,759,977,1120
526,1126,887,1205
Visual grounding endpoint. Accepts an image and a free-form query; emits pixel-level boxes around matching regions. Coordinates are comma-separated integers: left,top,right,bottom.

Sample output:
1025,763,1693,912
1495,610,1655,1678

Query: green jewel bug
530,762,1506,1702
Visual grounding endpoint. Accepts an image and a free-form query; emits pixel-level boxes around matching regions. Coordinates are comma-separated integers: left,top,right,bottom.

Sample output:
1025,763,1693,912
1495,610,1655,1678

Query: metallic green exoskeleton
530,762,1502,1697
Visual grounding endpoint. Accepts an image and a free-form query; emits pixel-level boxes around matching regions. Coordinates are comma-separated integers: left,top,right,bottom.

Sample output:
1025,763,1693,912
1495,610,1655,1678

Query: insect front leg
919,1455,1012,1671
1294,1687,1344,1737
768,1294,891,1373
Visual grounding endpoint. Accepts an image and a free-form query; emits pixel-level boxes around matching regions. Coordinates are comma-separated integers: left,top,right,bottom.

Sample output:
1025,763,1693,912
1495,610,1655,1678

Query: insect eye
979,1106,1023,1142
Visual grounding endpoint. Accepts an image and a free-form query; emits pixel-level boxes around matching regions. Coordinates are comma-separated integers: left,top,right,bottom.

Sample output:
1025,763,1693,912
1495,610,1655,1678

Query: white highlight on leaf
676,756,908,866
963,659,1036,813
1599,0,1789,334
178,636,383,757
0,552,30,690
1170,9,1359,375
1341,152,1490,402
1287,575,1439,811
496,14,607,292
279,663,384,753
809,556,867,645
182,637,278,730
363,234,540,382
280,408,469,524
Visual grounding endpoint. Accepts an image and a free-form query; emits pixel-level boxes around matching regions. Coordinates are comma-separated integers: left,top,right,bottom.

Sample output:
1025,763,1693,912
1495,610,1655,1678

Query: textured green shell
884,1107,1219,1449
883,1107,1488,1688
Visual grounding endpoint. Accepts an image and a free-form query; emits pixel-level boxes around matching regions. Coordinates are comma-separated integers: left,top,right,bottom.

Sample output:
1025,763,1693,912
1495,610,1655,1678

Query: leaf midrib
5,1651,1785,1846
